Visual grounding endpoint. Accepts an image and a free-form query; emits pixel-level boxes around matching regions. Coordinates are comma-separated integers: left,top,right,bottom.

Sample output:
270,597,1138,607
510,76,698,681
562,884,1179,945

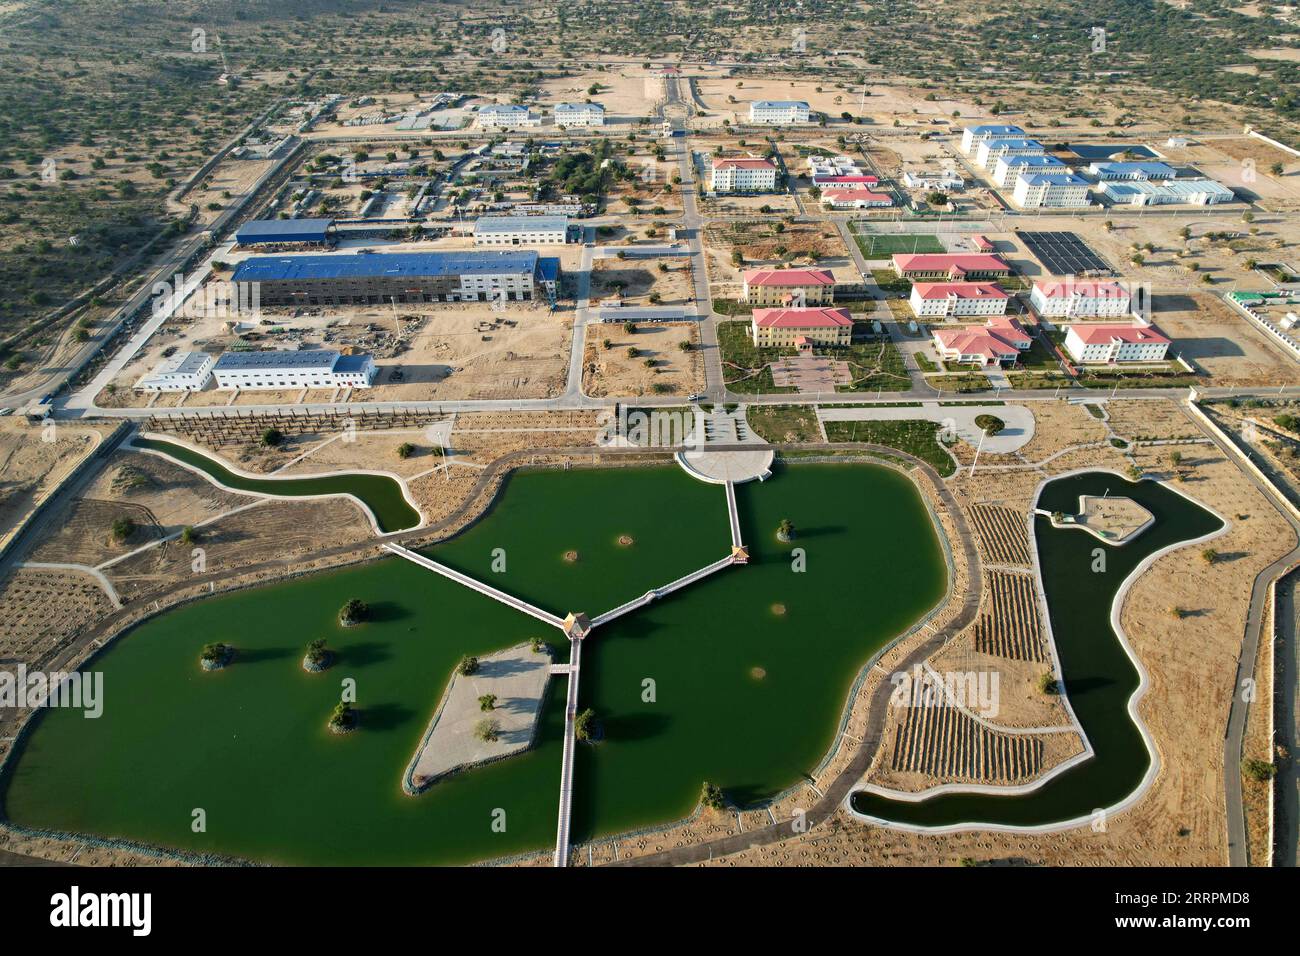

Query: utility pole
970,428,988,476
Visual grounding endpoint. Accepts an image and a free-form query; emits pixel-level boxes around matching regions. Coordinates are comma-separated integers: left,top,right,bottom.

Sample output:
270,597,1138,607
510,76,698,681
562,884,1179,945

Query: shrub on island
200,642,234,671
776,518,795,543
328,701,358,735
339,599,370,627
303,638,333,672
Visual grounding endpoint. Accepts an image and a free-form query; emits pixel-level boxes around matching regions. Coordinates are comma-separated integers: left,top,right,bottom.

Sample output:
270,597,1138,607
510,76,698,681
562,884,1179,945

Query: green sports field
853,233,946,257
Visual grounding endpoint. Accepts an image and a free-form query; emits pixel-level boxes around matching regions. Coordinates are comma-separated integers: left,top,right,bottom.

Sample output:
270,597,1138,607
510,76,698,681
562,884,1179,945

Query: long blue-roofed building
231,250,562,306
235,218,336,248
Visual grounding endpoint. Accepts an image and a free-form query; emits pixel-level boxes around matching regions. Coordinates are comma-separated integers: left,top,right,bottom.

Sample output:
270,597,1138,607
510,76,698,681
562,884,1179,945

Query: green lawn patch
824,419,957,477
716,320,797,394
853,232,945,258
746,405,822,443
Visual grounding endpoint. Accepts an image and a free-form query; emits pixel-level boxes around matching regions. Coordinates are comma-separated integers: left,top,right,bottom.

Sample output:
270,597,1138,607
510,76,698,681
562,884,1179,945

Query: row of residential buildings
931,317,1169,367
476,102,606,129
961,124,1234,207
805,153,893,209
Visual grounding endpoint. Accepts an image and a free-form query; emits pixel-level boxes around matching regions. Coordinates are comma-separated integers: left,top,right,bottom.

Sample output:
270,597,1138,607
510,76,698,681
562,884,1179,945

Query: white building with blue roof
135,351,215,392
212,350,376,390
961,124,1026,155
1013,172,1093,208
554,102,605,127
993,154,1070,188
748,101,810,125
976,138,1045,170
1088,161,1178,181
476,104,541,129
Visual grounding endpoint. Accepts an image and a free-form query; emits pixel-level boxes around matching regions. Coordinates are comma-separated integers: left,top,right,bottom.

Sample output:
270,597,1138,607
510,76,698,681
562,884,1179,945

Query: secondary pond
132,437,421,534
851,471,1224,829
2,463,945,865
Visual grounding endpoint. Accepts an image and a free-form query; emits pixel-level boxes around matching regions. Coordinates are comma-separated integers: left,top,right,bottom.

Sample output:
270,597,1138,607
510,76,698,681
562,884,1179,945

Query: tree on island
110,516,136,543
328,701,357,734
339,599,370,626
200,642,233,669
458,655,480,676
1037,672,1059,695
479,694,497,712
776,518,796,542
974,414,1004,435
700,781,727,811
396,442,416,459
474,718,500,742
304,638,332,670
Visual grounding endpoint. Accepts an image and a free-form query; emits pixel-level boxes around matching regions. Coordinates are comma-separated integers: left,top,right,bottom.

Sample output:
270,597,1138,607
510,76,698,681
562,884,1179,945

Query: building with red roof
711,157,778,193
932,317,1033,367
742,267,836,306
751,306,853,347
1030,279,1133,318
1064,322,1170,363
908,281,1009,318
892,253,1011,280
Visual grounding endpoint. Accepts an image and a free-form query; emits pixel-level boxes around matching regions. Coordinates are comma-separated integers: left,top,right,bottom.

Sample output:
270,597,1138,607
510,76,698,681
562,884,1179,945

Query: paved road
1187,406,1300,866
1277,571,1299,867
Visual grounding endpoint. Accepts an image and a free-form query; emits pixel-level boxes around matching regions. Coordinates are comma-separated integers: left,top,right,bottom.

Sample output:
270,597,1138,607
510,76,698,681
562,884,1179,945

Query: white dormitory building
748,101,810,125
554,102,605,127
135,352,215,392
819,187,892,209
1087,161,1178,181
932,317,1033,367
1030,280,1133,318
1013,173,1093,209
211,350,378,390
992,154,1070,188
807,154,861,178
902,169,965,191
473,215,570,246
975,138,1046,171
908,282,1010,319
476,104,542,129
1098,178,1235,206
711,157,778,193
1064,323,1171,364
960,124,1026,155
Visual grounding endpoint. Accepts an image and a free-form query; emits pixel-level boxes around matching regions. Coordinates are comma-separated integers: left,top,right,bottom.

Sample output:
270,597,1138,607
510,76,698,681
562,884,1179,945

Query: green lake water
132,437,421,533
851,472,1224,829
2,463,946,865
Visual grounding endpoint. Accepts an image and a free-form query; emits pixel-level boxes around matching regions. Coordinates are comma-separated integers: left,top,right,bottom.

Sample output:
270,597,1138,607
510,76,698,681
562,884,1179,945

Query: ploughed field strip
973,572,1047,663
145,409,452,448
970,504,1032,567
889,685,1046,784
0,568,112,663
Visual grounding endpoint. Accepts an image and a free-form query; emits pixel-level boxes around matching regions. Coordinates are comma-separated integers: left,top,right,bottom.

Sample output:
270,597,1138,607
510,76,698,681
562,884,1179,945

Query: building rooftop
1068,323,1171,346
1034,280,1129,299
744,268,836,287
1090,161,1177,178
912,282,1009,300
1102,178,1235,200
1002,155,1067,168
712,157,776,169
752,100,810,109
479,104,530,114
893,253,1010,273
555,102,604,113
753,307,852,328
1020,173,1090,186
473,215,569,233
982,138,1044,150
967,124,1025,136
933,328,1019,360
152,351,212,375
231,251,543,283
214,350,341,371
235,218,334,242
